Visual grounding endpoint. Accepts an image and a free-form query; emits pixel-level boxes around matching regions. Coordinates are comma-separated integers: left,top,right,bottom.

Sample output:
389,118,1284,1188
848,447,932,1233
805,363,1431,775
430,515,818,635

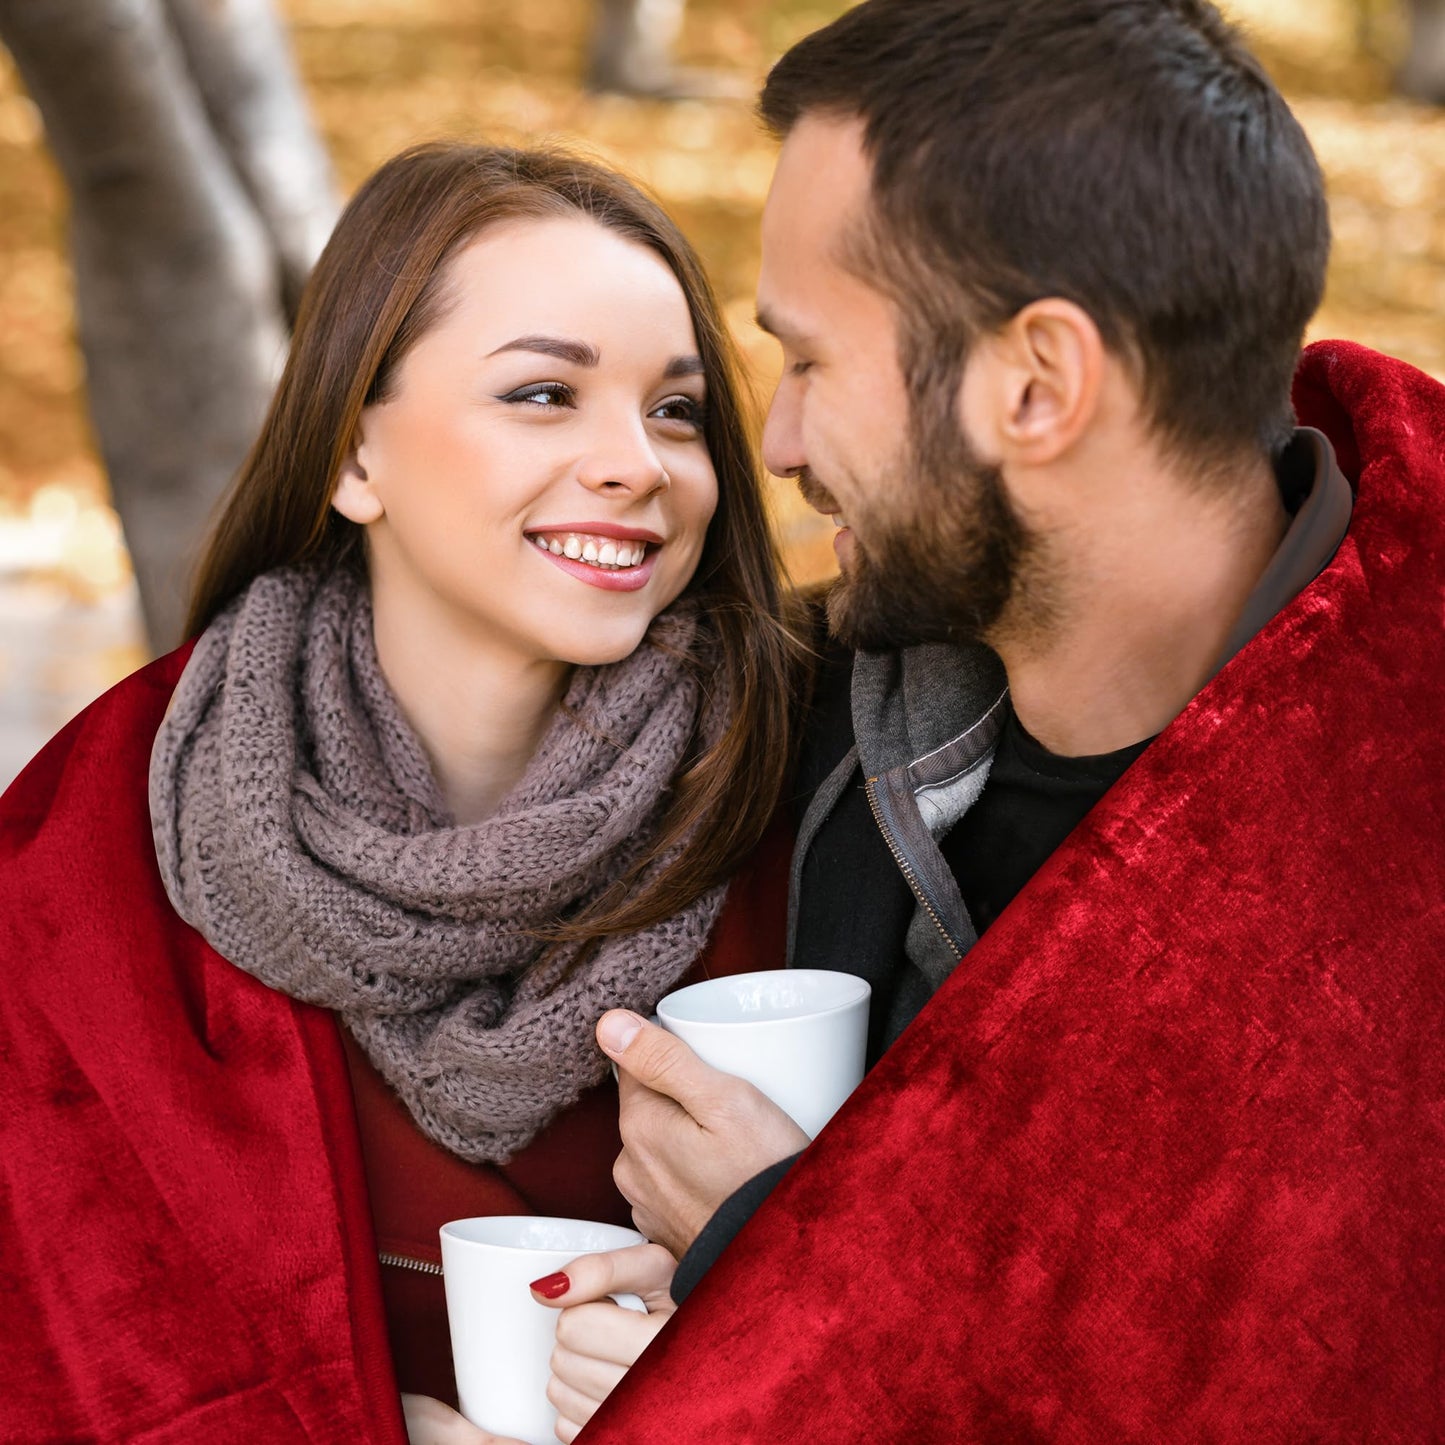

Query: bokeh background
1,0,1442,787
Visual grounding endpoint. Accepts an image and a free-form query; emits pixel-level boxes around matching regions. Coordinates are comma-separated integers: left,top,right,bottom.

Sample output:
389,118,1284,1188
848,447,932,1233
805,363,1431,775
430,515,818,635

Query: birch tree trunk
587,0,687,95
0,0,337,649
1399,0,1445,103
163,0,336,318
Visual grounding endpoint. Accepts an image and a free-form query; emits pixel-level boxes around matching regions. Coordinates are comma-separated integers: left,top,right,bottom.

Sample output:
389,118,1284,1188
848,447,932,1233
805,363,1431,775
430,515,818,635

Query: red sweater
0,648,788,1444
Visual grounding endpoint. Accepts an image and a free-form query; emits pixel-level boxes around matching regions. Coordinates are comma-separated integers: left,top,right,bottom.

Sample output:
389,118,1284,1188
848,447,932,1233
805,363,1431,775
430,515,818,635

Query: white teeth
832,514,846,529
531,532,650,570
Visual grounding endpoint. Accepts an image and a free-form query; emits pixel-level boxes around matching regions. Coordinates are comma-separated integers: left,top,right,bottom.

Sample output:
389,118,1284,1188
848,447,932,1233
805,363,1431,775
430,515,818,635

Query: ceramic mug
654,968,871,1138
440,1215,647,1444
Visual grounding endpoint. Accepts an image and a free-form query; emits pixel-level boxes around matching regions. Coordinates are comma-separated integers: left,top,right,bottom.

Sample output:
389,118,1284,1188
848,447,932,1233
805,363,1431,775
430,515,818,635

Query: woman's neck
369,583,570,826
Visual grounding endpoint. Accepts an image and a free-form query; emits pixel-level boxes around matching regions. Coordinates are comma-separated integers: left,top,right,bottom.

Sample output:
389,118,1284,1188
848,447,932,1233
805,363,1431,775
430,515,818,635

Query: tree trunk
163,0,337,319
587,0,686,95
0,0,330,650
1399,0,1445,102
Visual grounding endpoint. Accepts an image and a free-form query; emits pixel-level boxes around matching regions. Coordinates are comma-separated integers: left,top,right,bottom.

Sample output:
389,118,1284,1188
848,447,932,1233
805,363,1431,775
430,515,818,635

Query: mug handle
609,1291,646,1313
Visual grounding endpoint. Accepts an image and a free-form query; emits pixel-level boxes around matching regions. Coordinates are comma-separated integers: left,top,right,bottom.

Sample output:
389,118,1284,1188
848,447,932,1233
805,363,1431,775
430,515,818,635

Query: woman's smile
528,528,663,591
335,214,718,673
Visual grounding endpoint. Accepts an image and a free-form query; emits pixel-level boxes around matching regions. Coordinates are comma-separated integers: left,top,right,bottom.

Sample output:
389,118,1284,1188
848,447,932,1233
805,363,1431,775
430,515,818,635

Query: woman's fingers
400,1393,526,1445
527,1245,678,1438
553,1297,668,1369
528,1241,678,1310
549,1338,628,1399
546,1370,605,1441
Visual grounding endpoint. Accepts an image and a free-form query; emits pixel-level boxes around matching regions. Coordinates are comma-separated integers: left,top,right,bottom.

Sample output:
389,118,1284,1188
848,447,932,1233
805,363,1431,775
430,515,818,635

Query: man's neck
995,450,1288,758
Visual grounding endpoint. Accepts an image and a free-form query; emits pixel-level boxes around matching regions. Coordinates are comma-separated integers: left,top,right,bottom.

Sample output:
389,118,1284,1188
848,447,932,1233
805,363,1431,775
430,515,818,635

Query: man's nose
761,380,805,480
575,412,670,497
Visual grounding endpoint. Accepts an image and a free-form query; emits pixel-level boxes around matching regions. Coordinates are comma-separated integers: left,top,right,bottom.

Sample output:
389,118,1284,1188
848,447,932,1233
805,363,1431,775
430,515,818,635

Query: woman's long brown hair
188,141,802,947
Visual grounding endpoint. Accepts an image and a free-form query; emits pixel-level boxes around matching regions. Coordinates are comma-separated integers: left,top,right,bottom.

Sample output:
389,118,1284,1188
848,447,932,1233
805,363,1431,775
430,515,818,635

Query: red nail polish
529,1271,570,1299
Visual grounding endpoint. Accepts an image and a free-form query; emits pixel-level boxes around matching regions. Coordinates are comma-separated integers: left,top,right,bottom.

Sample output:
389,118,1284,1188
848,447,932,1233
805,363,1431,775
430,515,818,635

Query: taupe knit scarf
150,566,727,1163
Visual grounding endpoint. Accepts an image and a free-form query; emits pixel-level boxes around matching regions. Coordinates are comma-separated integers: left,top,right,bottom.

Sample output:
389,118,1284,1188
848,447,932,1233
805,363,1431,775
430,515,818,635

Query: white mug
440,1215,647,1444
654,968,871,1138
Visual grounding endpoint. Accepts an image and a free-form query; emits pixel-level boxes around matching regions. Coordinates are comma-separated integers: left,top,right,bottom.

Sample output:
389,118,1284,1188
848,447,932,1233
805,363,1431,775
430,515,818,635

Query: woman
0,142,798,1444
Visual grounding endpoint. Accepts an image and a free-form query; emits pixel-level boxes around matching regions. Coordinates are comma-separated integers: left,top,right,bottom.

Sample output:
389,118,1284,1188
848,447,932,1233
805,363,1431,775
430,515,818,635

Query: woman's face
337,215,719,670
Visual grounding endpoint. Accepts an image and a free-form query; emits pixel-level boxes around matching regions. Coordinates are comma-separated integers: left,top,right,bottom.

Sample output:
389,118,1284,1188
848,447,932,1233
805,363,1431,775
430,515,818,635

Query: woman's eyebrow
484,339,702,381
486,335,600,366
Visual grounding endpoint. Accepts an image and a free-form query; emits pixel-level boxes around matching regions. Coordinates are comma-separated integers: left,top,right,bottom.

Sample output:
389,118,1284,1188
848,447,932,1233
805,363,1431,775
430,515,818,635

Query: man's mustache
794,467,842,516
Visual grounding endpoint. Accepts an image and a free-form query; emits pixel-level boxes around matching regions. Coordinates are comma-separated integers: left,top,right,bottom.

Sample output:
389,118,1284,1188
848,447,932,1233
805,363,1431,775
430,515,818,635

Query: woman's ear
959,299,1105,467
332,422,385,525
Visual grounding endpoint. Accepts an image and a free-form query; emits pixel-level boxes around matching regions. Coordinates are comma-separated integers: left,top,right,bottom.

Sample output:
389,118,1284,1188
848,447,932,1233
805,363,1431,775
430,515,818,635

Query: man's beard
813,409,1035,653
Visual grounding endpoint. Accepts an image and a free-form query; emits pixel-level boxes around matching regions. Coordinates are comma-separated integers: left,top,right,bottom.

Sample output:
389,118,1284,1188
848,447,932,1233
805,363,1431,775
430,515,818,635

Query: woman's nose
575,413,670,497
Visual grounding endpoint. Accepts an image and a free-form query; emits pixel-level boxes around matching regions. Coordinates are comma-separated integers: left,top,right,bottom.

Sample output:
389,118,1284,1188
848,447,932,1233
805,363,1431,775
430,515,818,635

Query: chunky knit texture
149,566,726,1163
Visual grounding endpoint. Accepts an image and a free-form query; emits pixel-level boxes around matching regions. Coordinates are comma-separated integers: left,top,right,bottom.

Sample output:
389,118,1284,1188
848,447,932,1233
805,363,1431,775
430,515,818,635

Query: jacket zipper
864,774,965,959
379,1250,444,1277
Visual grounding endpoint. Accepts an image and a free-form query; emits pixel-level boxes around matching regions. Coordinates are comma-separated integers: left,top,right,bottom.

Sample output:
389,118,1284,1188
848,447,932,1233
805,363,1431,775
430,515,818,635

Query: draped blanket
587,341,1445,1442
0,643,409,1444
0,628,786,1442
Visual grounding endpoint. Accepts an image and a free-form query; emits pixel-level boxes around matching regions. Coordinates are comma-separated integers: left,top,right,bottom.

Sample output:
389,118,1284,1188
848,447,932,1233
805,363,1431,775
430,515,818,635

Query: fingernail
597,1010,644,1056
529,1271,570,1299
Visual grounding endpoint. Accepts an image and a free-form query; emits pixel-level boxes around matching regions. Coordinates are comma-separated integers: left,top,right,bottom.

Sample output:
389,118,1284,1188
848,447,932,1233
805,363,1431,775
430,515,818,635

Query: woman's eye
789,359,813,378
650,395,707,430
498,383,575,409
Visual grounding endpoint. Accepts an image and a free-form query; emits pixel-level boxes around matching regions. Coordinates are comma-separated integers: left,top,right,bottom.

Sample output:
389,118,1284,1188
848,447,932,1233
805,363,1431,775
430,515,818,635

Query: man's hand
596,1010,811,1258
400,1394,525,1445
531,1242,678,1443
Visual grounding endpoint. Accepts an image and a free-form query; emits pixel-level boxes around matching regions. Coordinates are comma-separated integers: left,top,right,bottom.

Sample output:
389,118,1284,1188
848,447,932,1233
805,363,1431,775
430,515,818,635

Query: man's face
757,114,1027,650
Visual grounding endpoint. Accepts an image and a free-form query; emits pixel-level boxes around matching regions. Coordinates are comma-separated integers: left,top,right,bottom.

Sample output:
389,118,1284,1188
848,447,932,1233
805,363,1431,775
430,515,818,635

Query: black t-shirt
940,707,1152,936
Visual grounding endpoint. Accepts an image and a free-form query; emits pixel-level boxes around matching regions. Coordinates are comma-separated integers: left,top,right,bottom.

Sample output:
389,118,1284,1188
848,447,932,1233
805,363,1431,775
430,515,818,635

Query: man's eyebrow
663,354,705,380
486,335,600,367
753,305,809,347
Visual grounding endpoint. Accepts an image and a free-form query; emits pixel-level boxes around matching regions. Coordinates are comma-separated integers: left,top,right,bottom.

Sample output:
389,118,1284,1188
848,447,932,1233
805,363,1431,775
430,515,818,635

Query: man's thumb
597,1008,712,1111
597,1009,646,1056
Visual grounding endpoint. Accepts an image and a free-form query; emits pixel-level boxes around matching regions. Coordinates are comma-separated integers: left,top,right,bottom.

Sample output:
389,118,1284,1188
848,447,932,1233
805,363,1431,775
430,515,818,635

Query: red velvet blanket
585,341,1445,1441
0,646,409,1444
0,634,791,1440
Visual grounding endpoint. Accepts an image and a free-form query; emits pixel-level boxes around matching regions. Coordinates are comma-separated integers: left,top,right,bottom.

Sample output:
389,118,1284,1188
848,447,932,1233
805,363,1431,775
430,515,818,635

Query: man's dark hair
760,0,1330,469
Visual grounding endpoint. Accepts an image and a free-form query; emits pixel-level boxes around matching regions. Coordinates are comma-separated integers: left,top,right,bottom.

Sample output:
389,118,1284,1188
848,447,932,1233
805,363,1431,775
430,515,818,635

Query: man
582,0,1445,1436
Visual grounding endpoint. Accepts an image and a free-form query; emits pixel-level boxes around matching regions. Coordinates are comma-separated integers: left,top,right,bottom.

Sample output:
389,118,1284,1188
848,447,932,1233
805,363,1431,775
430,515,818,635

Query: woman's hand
400,1393,526,1445
529,1242,679,1443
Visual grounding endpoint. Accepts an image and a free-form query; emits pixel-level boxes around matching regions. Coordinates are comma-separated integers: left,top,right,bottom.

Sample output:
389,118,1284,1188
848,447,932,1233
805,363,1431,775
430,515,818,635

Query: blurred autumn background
0,0,1443,787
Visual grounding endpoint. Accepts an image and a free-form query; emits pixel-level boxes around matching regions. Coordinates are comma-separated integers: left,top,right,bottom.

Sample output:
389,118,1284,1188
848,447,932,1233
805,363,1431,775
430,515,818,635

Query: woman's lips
531,543,661,592
537,522,664,544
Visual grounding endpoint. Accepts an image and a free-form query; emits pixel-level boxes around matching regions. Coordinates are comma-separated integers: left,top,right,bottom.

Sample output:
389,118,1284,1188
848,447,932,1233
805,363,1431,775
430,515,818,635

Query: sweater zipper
379,1250,445,1277
864,773,965,959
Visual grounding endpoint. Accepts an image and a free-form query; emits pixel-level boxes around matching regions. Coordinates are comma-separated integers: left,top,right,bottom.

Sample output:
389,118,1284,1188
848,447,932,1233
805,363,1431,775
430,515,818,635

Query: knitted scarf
149,566,728,1163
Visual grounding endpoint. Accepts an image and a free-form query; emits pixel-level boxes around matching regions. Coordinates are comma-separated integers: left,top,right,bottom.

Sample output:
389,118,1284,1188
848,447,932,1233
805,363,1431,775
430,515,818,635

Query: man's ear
332,420,385,525
959,299,1105,467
